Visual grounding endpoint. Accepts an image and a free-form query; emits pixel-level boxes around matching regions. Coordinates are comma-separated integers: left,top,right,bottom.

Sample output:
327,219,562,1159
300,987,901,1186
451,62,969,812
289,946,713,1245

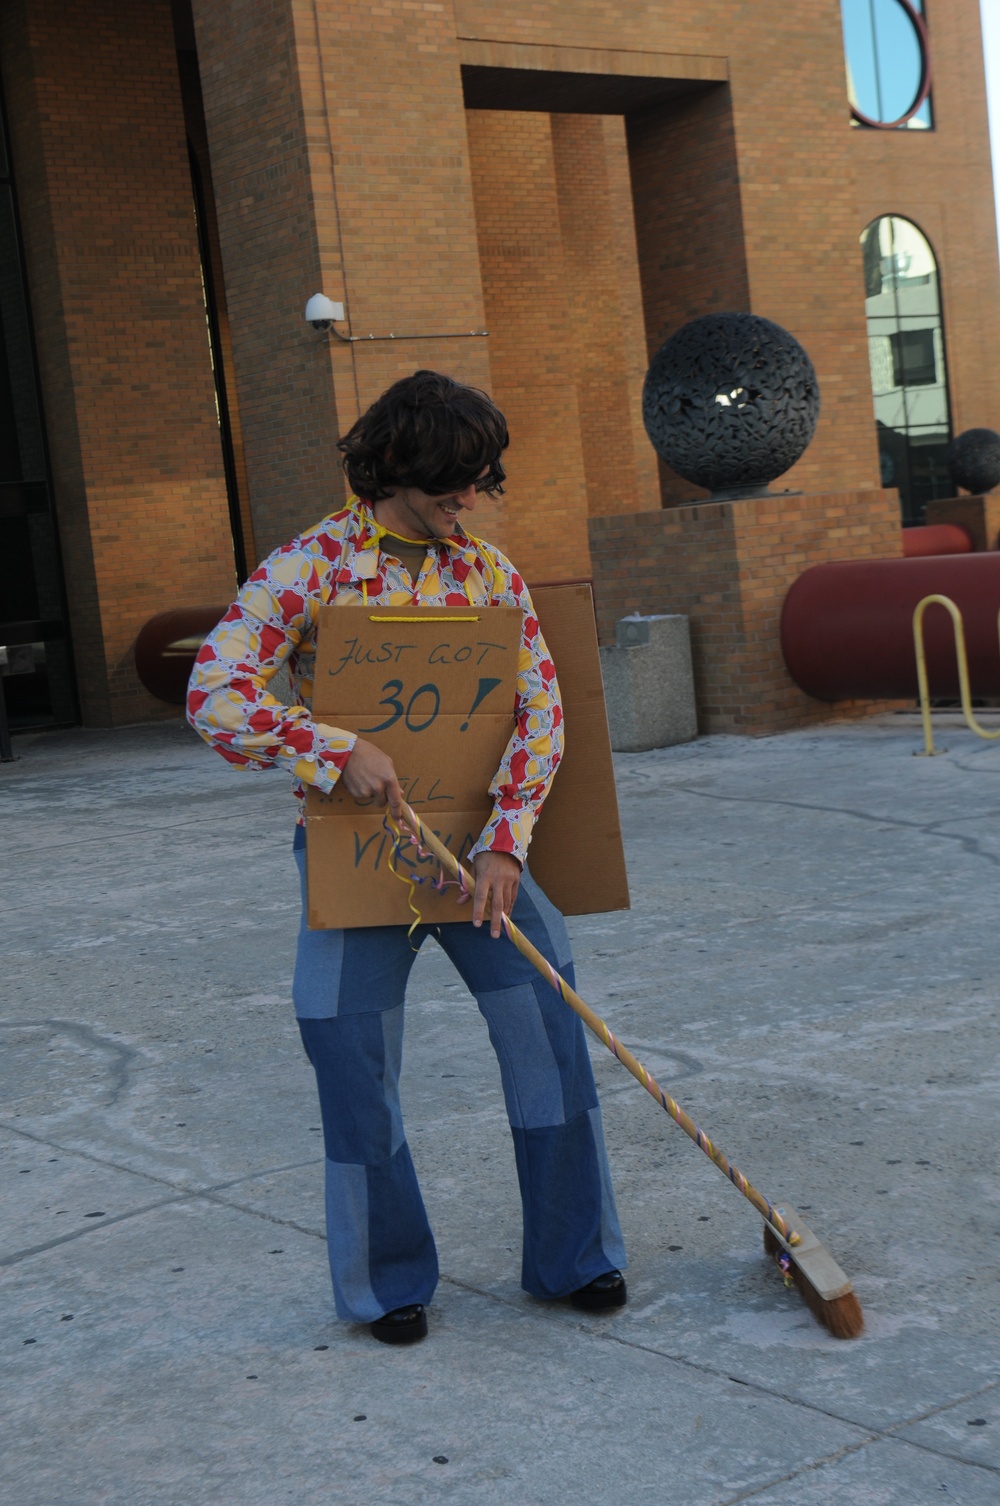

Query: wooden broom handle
396,801,797,1244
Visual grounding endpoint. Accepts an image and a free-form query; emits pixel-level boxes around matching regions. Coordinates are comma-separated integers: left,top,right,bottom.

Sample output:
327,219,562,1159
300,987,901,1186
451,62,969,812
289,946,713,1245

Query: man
188,370,626,1344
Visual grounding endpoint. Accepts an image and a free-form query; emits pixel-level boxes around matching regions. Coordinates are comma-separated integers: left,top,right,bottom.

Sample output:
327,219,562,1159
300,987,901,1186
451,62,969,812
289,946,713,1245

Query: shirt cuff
308,723,358,792
468,804,535,868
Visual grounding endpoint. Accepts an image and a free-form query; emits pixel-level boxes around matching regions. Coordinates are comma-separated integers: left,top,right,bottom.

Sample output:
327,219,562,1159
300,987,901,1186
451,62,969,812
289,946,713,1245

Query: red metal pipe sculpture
134,605,226,705
781,554,1000,701
901,523,973,558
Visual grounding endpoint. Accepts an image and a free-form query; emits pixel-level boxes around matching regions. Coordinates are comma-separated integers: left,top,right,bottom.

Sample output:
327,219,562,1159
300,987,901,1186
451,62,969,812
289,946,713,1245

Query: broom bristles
763,1224,864,1340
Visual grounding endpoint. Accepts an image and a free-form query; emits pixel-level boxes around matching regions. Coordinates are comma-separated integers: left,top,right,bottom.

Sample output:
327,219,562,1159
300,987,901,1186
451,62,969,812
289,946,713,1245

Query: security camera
305,294,345,331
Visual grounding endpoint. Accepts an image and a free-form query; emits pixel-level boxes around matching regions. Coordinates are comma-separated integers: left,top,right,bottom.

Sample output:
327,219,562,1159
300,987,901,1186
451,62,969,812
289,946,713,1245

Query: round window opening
841,0,932,130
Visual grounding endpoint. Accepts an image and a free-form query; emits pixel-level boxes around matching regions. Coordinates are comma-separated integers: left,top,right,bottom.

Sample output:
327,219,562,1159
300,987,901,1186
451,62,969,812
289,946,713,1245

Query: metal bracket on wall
330,327,488,343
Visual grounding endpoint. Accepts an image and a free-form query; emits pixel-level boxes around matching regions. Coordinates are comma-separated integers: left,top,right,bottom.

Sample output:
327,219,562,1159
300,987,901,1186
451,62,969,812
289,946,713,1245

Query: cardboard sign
528,583,630,918
305,586,631,928
305,606,523,928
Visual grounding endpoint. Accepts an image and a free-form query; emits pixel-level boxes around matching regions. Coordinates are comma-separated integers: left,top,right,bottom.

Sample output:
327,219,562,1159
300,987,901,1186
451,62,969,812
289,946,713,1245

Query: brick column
466,109,591,580
550,114,660,523
191,0,497,562
0,0,236,726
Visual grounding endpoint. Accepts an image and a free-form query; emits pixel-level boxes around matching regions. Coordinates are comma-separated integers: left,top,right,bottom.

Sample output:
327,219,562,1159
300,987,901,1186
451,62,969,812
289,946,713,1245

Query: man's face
374,478,483,541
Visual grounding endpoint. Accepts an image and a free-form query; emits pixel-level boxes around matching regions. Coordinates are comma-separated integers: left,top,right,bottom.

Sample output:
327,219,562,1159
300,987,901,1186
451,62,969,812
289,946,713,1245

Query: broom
389,801,864,1341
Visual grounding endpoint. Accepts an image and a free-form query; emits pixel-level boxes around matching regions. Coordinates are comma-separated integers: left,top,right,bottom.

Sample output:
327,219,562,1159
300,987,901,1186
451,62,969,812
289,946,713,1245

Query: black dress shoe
569,1270,627,1312
370,1304,428,1345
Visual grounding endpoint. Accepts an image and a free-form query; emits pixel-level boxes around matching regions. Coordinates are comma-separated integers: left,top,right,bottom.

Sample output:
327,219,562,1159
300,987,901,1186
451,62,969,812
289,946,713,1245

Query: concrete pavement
1,714,998,1504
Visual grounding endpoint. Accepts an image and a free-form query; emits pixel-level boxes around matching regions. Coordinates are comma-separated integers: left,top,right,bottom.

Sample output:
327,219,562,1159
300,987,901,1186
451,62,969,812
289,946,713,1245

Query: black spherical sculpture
642,313,821,499
947,428,1000,496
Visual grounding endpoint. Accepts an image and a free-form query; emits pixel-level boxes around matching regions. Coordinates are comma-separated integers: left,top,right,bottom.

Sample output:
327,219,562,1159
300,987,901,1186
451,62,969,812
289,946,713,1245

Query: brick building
1,0,998,731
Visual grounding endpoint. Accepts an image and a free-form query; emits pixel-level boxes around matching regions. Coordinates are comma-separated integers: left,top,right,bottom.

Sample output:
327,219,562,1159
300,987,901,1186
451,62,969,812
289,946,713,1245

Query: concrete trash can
599,614,697,752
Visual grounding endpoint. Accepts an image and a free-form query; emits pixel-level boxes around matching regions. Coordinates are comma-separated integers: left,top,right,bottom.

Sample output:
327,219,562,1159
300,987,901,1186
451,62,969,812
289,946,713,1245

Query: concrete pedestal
589,488,903,734
924,494,1000,552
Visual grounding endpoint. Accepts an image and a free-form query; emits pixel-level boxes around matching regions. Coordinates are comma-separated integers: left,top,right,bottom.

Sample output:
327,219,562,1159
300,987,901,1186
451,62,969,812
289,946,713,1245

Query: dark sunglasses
424,468,503,498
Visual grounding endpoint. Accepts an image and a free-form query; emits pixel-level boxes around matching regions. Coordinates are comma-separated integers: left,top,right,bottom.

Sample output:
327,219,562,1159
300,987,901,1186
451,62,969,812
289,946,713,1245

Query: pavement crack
599,1326,876,1431
583,1319,999,1471
195,1190,326,1242
197,1158,325,1195
439,1274,887,1447
1,1195,187,1266
2,803,287,859
884,1429,1000,1476
920,819,1000,870
0,1019,140,1108
876,1378,1000,1473
714,1436,877,1505
0,1121,203,1200
0,1124,328,1263
672,785,1000,869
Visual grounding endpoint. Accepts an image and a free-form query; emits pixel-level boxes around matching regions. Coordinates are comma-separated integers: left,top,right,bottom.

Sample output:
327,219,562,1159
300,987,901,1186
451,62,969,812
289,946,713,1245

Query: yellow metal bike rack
912,593,1000,756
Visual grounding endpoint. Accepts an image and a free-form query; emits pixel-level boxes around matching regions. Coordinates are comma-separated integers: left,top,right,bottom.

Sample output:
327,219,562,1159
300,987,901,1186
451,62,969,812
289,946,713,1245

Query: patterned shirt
186,500,563,865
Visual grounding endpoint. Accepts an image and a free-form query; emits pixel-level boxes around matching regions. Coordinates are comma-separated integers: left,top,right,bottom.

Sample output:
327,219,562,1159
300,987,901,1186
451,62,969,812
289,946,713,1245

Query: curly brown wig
337,370,508,502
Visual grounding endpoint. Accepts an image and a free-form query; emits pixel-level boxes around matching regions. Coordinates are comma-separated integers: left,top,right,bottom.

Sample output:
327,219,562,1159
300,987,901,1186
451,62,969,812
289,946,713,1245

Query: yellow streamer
384,822,428,946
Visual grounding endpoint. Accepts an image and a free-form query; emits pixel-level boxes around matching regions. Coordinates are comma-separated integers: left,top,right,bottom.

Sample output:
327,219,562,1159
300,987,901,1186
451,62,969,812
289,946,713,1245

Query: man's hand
471,851,521,938
341,738,405,821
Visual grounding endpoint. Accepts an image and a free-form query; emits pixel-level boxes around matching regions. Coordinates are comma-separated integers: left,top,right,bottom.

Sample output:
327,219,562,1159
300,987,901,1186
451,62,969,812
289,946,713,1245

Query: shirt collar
348,496,473,558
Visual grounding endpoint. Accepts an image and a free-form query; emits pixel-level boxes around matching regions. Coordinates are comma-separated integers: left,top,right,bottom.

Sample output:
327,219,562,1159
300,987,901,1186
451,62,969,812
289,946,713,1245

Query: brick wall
465,108,659,581
0,0,236,726
192,0,499,563
189,0,350,562
851,0,1000,445
457,1,886,504
177,48,257,574
627,85,751,506
5,0,998,726
589,489,903,732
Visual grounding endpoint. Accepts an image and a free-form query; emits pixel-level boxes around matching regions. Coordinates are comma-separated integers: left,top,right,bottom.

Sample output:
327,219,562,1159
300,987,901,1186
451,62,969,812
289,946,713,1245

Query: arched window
841,0,933,130
861,216,951,521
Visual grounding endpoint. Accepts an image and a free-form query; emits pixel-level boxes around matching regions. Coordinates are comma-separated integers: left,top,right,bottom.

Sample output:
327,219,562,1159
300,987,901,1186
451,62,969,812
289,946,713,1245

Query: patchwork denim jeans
292,841,626,1322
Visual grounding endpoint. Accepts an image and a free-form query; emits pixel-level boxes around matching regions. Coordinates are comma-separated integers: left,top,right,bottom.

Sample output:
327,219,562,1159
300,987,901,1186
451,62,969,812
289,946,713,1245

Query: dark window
861,215,951,522
0,85,76,728
841,0,933,130
889,328,936,387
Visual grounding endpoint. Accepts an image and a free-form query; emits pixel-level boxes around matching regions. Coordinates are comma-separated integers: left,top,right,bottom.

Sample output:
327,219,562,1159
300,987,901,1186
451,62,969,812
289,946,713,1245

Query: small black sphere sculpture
947,428,1000,496
642,313,821,499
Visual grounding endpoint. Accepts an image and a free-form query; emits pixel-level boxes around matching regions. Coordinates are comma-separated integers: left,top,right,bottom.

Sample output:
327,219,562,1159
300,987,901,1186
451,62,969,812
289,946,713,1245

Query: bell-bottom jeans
292,839,626,1323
